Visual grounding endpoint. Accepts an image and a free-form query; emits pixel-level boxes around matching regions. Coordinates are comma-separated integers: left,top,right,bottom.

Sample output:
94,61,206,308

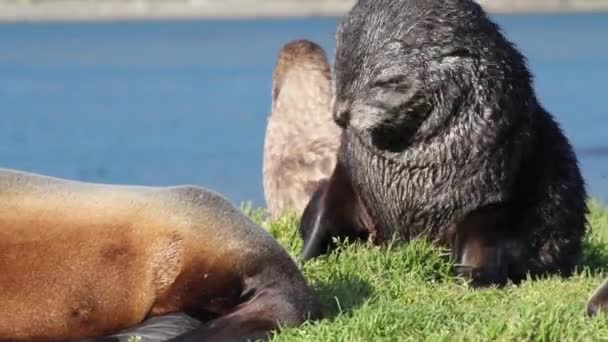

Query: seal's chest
347,152,465,242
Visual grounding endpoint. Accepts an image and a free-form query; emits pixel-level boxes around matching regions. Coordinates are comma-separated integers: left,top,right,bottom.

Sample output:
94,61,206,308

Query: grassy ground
240,200,608,341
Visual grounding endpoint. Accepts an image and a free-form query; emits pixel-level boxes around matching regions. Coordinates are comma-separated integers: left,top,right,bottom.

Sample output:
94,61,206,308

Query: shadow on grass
312,274,374,320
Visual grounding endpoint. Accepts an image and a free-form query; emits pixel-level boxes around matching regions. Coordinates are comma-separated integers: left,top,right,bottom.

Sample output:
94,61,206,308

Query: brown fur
0,168,320,341
270,40,331,106
263,39,341,219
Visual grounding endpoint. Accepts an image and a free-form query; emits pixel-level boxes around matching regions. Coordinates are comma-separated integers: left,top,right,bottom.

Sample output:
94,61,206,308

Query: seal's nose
332,102,351,128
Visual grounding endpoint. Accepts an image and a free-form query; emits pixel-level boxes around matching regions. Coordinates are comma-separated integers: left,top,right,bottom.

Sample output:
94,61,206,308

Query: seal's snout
333,102,351,128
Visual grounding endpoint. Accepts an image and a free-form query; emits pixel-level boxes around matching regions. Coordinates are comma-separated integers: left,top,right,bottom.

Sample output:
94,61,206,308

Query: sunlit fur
263,39,341,219
0,168,319,341
313,0,588,283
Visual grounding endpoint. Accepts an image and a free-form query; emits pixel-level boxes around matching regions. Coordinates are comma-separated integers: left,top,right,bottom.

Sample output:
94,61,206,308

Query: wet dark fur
300,0,587,286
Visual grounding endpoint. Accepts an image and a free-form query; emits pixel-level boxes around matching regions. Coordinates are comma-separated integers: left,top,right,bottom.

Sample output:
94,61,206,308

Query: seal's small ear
271,73,283,109
587,277,608,317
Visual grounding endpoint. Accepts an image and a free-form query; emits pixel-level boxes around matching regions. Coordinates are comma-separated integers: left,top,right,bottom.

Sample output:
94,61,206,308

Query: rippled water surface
0,13,606,206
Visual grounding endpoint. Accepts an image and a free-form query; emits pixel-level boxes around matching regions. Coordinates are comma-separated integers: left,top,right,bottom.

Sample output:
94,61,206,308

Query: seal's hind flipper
110,312,201,342
75,312,201,342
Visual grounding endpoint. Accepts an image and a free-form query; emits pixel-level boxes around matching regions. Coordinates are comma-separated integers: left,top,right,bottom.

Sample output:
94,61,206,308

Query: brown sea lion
0,168,320,341
263,39,341,220
299,0,587,287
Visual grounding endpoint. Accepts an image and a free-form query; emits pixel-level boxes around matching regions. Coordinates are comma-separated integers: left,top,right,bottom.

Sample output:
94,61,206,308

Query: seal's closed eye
370,75,409,89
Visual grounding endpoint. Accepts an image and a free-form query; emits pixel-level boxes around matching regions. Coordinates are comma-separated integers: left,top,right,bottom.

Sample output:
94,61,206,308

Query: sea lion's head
331,0,442,146
331,0,531,151
271,39,332,111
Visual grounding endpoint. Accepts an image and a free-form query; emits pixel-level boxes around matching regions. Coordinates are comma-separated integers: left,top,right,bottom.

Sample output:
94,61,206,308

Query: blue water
0,14,607,207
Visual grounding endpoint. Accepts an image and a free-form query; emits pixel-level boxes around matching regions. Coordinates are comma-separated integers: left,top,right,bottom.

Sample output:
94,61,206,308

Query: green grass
241,200,608,341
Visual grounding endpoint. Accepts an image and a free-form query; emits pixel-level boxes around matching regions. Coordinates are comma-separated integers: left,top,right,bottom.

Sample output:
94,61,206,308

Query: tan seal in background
263,39,341,220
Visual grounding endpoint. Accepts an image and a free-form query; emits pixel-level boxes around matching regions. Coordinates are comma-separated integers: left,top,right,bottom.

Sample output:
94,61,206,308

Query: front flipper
299,159,373,260
453,204,510,287
166,290,312,342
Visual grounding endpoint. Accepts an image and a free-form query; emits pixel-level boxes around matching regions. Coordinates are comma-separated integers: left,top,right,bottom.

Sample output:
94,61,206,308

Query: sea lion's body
299,0,587,286
0,168,320,341
263,40,340,219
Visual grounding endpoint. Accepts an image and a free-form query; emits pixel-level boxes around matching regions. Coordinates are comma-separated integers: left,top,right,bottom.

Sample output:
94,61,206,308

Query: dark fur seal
0,168,320,341
300,0,587,286
263,39,340,219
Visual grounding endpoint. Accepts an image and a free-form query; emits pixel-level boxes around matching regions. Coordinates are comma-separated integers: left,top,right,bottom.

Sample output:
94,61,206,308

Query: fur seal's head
332,0,533,151
271,39,332,111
